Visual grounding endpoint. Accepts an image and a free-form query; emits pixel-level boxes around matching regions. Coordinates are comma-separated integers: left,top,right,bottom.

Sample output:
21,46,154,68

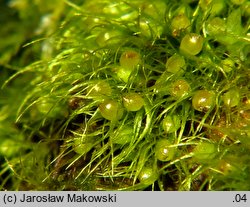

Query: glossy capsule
111,126,133,145
166,54,186,74
193,142,216,161
206,17,226,36
87,81,112,99
99,99,123,121
171,14,190,36
221,58,234,73
119,50,141,70
115,66,133,83
222,88,240,107
170,79,191,99
122,93,144,111
155,139,175,161
192,90,216,112
73,136,94,155
138,166,158,185
180,33,204,56
162,114,181,134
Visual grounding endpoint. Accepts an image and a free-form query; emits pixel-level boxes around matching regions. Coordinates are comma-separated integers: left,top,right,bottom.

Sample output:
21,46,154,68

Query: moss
0,0,250,191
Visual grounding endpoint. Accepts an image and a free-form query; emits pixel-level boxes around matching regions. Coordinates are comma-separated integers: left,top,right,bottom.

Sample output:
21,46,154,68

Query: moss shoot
0,0,250,191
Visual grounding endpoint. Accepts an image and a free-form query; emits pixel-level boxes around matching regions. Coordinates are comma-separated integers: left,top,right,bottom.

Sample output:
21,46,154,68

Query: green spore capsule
73,136,94,155
138,18,163,39
155,139,175,161
230,0,246,5
36,97,66,117
206,17,226,36
221,58,235,73
0,139,22,158
193,142,216,161
115,66,133,83
36,97,54,115
99,99,123,121
180,33,204,56
141,1,166,20
122,93,144,111
166,54,186,74
170,79,191,99
111,126,133,145
162,114,181,134
222,88,240,107
171,14,190,36
138,166,158,185
192,90,216,112
199,0,225,15
68,97,85,110
87,81,112,99
119,50,141,70
96,29,122,47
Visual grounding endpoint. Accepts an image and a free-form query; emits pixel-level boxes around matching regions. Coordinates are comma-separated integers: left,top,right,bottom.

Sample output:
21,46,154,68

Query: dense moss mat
0,0,250,190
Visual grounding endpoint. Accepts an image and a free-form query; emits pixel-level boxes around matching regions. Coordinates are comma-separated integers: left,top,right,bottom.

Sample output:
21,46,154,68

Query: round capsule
37,98,54,114
206,17,226,36
162,114,181,134
138,166,158,185
199,0,225,15
221,58,235,73
73,136,93,155
155,139,175,161
222,88,240,108
96,29,122,47
119,50,141,70
99,99,123,121
0,139,21,158
115,66,133,83
170,79,191,99
193,142,216,161
87,81,112,99
68,97,84,110
36,98,66,117
180,33,204,56
111,126,133,145
192,90,216,112
166,54,186,74
171,14,190,36
122,93,144,112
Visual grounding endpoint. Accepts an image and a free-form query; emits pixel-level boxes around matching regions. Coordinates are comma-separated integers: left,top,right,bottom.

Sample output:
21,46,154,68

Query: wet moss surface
0,0,250,190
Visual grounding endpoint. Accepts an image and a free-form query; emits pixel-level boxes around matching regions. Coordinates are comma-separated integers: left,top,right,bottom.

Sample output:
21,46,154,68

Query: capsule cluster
3,0,250,191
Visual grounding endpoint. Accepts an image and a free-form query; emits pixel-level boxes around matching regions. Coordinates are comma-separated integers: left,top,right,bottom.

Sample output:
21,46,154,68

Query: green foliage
0,0,250,191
